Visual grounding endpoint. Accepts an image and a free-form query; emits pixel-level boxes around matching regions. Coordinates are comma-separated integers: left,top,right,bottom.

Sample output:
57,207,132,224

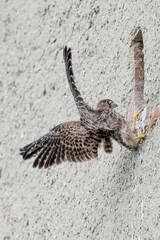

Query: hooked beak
111,102,118,108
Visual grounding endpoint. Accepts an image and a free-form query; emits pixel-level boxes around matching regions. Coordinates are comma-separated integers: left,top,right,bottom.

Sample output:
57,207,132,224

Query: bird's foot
133,109,142,127
133,126,147,143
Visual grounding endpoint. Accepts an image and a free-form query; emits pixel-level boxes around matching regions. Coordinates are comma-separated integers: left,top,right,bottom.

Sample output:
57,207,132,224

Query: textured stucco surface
0,0,160,239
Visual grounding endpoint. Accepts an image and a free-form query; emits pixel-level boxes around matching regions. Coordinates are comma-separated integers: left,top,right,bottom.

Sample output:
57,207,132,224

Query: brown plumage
20,46,138,169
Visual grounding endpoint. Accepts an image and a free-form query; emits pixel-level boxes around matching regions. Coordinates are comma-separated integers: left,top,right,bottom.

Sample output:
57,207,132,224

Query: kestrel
20,46,139,169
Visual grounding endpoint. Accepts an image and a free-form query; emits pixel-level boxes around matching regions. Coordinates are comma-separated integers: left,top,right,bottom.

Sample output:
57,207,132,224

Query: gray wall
0,0,160,239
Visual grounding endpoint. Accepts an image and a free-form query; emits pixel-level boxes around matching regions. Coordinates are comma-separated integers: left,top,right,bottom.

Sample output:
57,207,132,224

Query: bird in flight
20,46,139,169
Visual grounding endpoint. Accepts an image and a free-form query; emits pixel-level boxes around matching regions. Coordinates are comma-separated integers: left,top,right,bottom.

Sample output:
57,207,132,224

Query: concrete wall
0,0,160,239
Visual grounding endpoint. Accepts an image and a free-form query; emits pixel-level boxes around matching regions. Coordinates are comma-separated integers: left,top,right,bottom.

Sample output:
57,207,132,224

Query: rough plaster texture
0,0,160,239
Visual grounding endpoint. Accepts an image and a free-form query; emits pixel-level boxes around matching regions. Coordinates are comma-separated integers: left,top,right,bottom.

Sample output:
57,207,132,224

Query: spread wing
63,46,96,120
20,121,100,169
63,46,120,132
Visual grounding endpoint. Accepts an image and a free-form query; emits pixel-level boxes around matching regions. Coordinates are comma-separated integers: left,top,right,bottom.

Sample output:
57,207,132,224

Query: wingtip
63,46,68,60
19,146,30,160
63,46,72,54
19,148,25,156
63,46,66,54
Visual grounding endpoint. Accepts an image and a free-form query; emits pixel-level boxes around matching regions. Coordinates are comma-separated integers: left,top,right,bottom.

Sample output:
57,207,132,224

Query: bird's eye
105,99,112,104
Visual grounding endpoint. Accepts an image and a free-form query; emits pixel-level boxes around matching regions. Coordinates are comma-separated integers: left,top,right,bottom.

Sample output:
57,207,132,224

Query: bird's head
96,99,118,111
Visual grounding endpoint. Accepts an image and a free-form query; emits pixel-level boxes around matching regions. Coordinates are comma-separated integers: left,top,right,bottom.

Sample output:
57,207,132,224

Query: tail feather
103,137,113,153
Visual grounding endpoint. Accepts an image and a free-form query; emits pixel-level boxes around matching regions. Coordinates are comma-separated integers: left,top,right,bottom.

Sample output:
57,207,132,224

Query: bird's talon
133,109,143,127
133,126,147,143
